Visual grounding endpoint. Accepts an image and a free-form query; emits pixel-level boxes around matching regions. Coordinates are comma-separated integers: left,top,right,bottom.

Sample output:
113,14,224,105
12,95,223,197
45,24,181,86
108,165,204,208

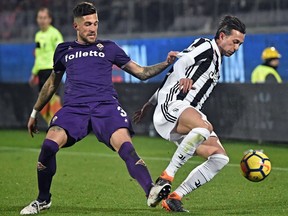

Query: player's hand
27,117,39,138
179,78,196,93
166,51,179,65
133,102,154,124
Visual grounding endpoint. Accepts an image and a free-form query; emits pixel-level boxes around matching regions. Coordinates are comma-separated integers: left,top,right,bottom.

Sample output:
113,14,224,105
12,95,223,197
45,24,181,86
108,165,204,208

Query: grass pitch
0,130,288,215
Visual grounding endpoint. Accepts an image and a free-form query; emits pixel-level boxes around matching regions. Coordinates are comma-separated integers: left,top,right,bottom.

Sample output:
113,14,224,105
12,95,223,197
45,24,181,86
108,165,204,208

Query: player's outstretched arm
27,70,64,137
123,51,178,80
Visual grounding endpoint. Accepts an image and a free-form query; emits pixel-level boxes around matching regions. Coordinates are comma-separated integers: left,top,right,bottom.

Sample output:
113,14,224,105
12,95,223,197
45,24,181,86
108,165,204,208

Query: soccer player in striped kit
135,15,246,212
20,2,178,215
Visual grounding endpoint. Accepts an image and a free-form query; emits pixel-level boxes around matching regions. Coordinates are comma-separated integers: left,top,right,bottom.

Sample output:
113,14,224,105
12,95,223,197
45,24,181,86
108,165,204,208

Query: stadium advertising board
0,33,288,83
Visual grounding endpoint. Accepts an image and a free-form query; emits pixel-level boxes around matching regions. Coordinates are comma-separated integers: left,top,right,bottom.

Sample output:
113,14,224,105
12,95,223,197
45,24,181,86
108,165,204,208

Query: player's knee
209,154,229,170
203,120,213,133
118,142,140,161
46,126,67,147
41,139,59,155
192,127,211,140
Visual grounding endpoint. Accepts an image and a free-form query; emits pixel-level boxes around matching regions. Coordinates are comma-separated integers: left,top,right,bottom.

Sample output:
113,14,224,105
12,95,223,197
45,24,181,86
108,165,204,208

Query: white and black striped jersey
156,38,222,111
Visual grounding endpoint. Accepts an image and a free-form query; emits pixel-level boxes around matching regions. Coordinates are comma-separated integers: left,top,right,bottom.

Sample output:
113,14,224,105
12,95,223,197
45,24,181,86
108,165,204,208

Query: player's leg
160,107,212,182
148,106,211,207
37,127,67,201
90,101,168,206
110,128,154,196
20,127,67,215
21,105,90,215
162,136,229,212
110,129,171,207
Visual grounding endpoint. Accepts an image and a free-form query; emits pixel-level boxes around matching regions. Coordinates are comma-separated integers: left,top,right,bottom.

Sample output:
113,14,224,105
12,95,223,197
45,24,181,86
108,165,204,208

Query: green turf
0,130,288,215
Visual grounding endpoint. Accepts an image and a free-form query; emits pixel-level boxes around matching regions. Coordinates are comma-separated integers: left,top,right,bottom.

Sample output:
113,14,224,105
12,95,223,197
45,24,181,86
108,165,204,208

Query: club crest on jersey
65,50,105,62
96,43,104,51
209,71,219,83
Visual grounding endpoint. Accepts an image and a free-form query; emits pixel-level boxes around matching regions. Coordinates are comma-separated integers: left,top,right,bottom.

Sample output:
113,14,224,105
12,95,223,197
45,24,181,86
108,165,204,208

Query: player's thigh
153,102,183,141
195,136,227,159
175,107,213,134
49,105,91,148
91,101,134,151
110,128,132,152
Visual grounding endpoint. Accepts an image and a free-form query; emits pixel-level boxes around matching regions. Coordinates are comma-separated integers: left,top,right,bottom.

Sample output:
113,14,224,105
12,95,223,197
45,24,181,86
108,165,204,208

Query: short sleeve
53,44,66,72
113,43,131,68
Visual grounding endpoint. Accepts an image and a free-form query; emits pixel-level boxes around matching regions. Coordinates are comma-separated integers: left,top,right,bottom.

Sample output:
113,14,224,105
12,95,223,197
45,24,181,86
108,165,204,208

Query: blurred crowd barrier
1,0,288,42
1,83,288,143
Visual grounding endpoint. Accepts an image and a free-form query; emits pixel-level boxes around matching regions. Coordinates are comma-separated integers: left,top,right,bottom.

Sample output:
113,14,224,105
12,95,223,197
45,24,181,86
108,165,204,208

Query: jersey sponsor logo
65,50,105,62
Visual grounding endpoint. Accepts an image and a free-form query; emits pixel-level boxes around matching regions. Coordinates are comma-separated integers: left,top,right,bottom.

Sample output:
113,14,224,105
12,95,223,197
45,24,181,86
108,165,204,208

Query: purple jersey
53,40,131,105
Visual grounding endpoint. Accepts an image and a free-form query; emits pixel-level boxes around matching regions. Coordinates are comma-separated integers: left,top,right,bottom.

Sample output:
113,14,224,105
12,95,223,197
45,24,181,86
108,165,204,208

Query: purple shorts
49,100,134,150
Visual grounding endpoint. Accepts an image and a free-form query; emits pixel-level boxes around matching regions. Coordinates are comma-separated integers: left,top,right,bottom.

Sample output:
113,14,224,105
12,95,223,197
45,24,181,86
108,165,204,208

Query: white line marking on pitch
1,146,287,171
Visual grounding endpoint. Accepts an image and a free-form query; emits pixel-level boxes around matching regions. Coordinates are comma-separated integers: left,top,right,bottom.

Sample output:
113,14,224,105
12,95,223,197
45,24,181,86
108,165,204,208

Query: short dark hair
38,7,52,18
73,2,97,18
215,15,246,39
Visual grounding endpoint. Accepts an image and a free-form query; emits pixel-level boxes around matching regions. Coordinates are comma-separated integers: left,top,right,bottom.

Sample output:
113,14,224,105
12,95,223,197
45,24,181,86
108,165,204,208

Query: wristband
30,109,38,118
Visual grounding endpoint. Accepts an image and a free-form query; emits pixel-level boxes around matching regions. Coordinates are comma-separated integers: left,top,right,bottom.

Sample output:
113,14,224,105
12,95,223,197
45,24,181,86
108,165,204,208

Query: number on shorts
117,106,127,117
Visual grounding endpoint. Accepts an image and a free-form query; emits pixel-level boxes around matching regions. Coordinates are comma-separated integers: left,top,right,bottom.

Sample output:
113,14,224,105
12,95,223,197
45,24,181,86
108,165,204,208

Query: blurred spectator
1,0,288,42
29,7,63,124
251,47,282,83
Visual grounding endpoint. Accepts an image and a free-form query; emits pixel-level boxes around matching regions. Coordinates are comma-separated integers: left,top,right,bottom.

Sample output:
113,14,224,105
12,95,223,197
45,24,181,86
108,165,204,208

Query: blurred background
2,0,288,41
1,0,288,142
1,0,288,82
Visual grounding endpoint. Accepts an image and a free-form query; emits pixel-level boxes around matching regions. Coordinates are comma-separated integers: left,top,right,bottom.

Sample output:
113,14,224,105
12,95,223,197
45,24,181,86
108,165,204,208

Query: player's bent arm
33,70,64,112
173,54,195,80
174,41,213,80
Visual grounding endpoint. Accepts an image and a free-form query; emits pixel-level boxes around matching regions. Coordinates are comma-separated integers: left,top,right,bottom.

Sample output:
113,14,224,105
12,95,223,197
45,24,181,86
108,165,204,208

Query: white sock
165,128,210,177
175,154,229,197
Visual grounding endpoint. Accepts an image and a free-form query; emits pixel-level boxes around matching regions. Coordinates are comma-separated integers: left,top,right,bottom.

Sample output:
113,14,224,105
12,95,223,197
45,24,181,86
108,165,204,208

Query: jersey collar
211,39,221,58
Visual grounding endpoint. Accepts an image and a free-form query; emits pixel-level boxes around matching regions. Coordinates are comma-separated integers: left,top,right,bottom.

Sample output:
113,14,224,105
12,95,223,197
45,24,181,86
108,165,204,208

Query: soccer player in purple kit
20,2,178,215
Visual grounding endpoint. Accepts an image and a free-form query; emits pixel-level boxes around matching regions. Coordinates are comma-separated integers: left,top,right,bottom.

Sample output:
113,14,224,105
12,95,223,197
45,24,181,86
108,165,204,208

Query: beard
79,33,97,44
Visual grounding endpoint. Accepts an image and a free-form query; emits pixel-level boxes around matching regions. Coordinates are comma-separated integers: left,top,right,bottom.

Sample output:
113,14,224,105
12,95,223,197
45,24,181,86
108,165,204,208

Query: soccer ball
240,150,271,182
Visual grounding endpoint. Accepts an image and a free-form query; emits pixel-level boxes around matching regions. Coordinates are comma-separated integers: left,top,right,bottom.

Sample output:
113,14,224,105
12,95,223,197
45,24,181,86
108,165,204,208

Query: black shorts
38,69,52,92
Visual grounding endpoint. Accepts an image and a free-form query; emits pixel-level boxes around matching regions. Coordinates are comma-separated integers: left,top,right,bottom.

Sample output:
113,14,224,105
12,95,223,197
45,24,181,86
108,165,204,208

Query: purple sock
37,139,59,202
118,142,153,196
